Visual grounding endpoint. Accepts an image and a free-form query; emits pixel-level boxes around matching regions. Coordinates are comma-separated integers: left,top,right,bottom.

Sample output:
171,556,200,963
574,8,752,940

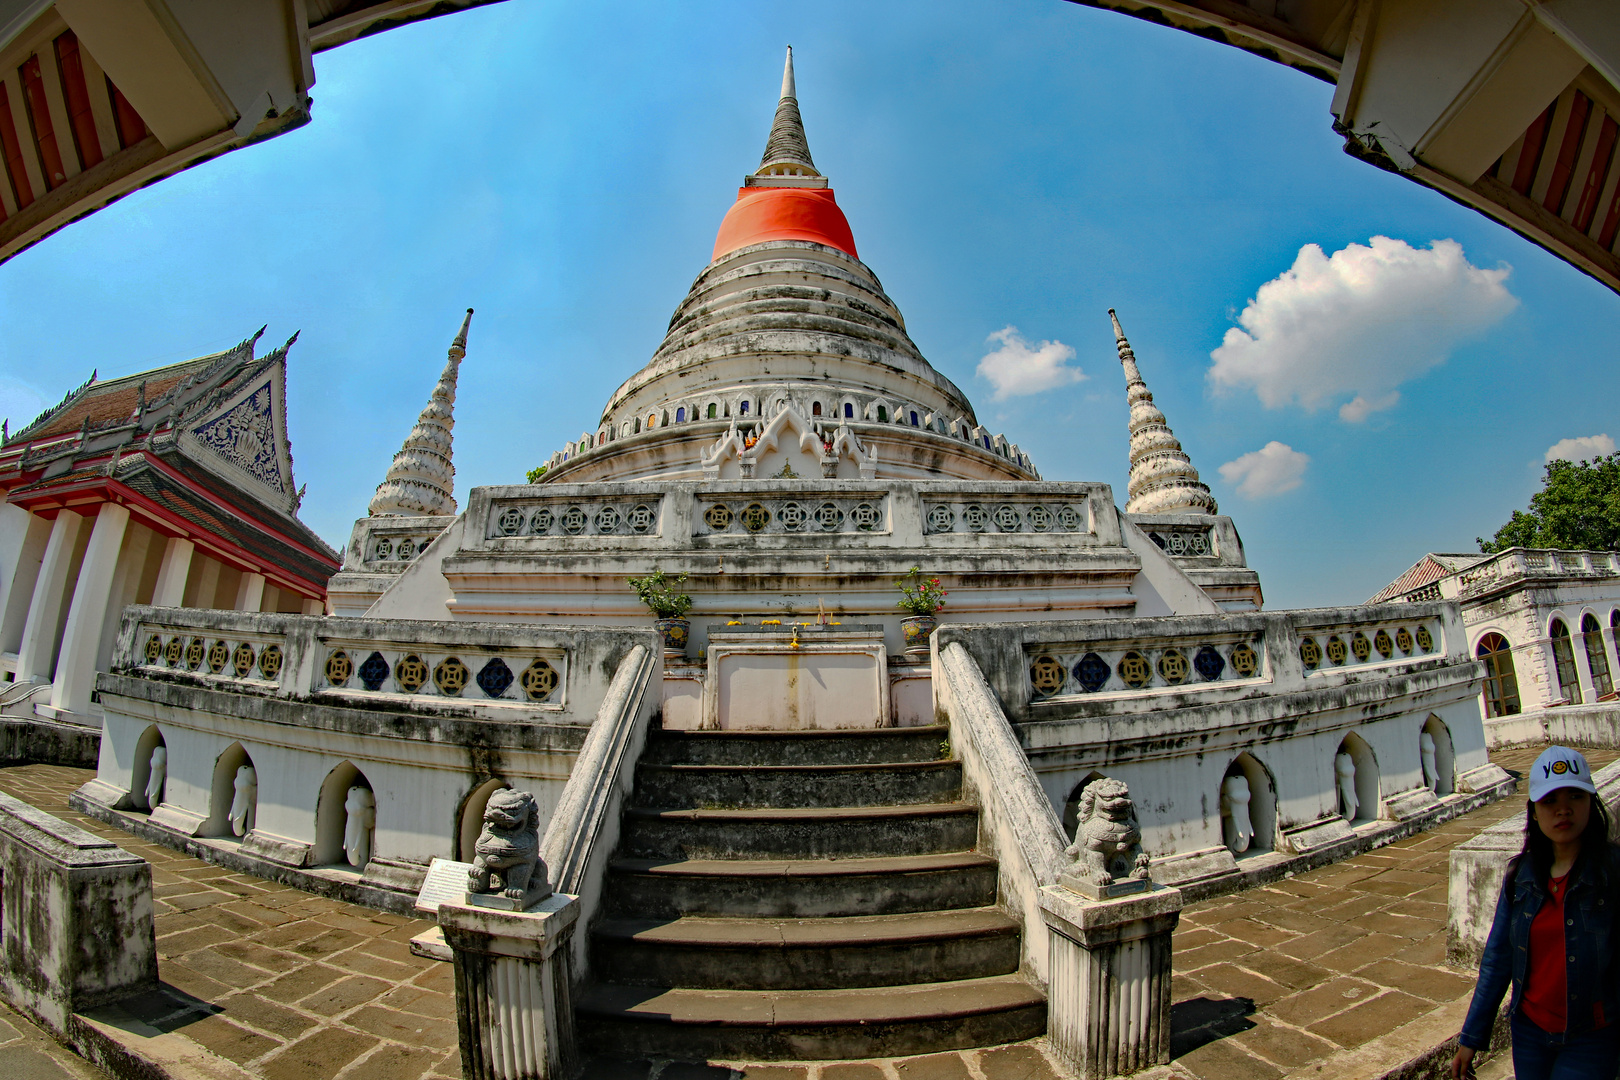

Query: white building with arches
1373,547,1620,740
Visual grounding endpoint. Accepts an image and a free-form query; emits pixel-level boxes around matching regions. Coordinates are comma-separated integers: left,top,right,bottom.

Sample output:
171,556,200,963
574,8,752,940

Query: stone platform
0,750,1567,1080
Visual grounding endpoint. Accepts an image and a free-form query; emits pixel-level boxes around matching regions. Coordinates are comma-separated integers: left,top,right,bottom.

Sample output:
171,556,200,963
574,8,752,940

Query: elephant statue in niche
344,786,375,868
1336,752,1358,822
1221,774,1253,854
1420,732,1439,793
143,746,167,811
230,766,257,837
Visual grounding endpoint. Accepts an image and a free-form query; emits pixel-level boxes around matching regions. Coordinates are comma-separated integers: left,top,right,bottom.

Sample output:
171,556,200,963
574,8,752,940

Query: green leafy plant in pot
628,568,693,655
896,567,946,654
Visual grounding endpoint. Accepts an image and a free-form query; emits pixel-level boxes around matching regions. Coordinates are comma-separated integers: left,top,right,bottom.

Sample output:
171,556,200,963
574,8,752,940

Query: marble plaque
414,857,476,915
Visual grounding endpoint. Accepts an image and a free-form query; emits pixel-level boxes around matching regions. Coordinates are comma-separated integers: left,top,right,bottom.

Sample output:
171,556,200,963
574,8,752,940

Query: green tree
525,465,547,484
1478,452,1620,553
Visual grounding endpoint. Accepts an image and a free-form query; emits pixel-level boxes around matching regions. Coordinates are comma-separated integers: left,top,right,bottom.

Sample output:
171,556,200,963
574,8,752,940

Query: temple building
72,50,1503,1066
1373,548,1620,727
0,330,338,727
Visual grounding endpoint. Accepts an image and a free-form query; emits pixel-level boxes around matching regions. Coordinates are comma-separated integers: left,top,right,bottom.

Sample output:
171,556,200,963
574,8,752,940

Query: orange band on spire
712,186,857,262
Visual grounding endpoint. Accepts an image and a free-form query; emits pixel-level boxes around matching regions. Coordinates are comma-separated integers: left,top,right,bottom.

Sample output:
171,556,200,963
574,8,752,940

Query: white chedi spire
368,309,472,517
1111,308,1218,516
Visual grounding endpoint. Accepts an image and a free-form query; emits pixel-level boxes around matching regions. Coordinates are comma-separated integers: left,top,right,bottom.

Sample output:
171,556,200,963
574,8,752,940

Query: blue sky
3,0,1616,609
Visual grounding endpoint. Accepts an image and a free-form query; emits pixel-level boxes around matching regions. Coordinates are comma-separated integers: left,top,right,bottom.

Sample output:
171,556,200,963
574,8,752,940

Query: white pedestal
1039,882,1182,1080
439,893,579,1080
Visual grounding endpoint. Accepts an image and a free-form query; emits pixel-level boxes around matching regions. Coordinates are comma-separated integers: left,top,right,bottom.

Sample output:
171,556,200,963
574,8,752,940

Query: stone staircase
575,723,1047,1061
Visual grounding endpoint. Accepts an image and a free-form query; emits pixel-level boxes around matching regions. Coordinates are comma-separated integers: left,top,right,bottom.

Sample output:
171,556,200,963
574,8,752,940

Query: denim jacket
1460,846,1620,1050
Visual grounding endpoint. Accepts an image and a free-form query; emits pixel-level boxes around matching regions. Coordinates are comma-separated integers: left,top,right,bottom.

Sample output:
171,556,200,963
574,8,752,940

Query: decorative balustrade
488,496,663,540
922,496,1090,535
463,482,1113,553
1143,524,1214,558
1026,632,1265,702
122,608,578,713
1292,615,1443,678
695,493,886,536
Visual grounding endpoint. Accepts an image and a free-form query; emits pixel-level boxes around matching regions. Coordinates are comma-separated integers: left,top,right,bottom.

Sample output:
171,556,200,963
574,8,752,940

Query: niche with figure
1220,753,1276,856
1421,716,1456,796
457,777,511,862
129,726,167,812
1061,772,1108,841
314,762,375,870
205,742,256,839
1334,733,1380,824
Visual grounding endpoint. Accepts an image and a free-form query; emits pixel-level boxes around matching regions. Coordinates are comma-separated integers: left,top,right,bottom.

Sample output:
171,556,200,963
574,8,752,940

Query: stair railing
539,640,663,975
933,639,1069,989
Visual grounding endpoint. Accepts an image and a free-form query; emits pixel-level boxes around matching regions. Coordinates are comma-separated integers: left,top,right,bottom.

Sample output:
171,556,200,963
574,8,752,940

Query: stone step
602,852,999,918
642,725,949,767
619,803,980,861
632,759,963,809
575,975,1047,1061
590,907,1021,990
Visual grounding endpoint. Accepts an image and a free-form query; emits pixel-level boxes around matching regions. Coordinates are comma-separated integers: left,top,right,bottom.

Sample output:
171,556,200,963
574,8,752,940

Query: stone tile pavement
1167,744,1612,1079
0,749,1585,1079
0,996,109,1080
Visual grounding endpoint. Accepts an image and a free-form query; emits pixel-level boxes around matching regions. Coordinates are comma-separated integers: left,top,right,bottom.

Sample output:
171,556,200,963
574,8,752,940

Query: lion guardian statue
1065,777,1152,890
468,788,549,905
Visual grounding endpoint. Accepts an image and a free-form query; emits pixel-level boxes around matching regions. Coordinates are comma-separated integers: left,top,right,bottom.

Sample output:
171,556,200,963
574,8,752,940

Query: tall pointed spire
755,46,818,179
1111,309,1218,516
368,309,472,517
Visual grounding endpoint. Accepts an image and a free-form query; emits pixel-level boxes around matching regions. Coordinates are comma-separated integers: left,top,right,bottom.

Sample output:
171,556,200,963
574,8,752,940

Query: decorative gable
180,349,297,514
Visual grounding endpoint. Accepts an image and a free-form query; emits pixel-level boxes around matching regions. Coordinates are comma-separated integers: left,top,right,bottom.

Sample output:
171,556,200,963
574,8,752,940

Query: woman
1453,746,1620,1079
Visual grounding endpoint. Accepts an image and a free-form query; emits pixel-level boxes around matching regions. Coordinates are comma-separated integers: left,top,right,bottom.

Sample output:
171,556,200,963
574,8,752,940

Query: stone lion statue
1065,777,1152,889
468,788,548,903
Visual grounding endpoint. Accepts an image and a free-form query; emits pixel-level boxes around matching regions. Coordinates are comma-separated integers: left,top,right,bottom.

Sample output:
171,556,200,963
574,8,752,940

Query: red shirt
1521,872,1570,1033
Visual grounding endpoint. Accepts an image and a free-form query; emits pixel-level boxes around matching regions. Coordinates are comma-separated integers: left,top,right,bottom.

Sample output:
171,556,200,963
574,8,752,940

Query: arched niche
130,725,166,812
1334,733,1379,824
1422,715,1456,797
314,761,374,869
1061,772,1108,841
205,742,255,838
457,777,511,862
1220,752,1276,857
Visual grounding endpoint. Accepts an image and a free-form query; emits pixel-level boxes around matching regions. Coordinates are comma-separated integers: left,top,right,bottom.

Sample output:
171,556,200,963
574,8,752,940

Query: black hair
1519,787,1615,883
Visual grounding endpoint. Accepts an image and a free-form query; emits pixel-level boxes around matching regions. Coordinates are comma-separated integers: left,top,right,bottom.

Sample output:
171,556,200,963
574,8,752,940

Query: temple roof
757,47,818,177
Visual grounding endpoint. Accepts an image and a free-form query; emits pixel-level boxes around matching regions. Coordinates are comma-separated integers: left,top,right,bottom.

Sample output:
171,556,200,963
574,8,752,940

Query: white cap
1528,745,1599,802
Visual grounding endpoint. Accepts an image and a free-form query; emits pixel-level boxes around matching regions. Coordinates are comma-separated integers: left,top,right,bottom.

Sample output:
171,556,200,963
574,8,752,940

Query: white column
302,597,324,616
15,511,85,683
187,557,220,610
235,572,265,612
0,511,53,657
150,538,193,609
96,522,154,674
50,502,131,716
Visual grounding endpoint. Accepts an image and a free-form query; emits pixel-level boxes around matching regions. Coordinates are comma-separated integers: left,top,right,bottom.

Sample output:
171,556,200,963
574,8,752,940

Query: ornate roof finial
1111,308,1218,516
367,309,473,517
756,46,818,178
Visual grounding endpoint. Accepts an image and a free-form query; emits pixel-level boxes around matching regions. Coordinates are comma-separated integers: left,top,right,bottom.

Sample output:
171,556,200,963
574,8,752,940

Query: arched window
1551,620,1583,705
633,418,641,434
1476,633,1521,717
844,402,854,419
707,403,717,419
910,411,919,426
646,413,657,430
812,402,822,417
876,405,888,423
739,401,749,415
1582,614,1613,698
676,407,686,422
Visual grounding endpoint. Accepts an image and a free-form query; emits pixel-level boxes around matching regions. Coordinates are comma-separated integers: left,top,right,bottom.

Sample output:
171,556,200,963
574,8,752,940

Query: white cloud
1208,237,1517,422
976,326,1085,400
1546,434,1616,463
1218,441,1311,499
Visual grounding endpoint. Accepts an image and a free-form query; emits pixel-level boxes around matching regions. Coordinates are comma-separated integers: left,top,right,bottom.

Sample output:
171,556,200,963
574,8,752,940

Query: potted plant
627,568,693,654
895,567,946,654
